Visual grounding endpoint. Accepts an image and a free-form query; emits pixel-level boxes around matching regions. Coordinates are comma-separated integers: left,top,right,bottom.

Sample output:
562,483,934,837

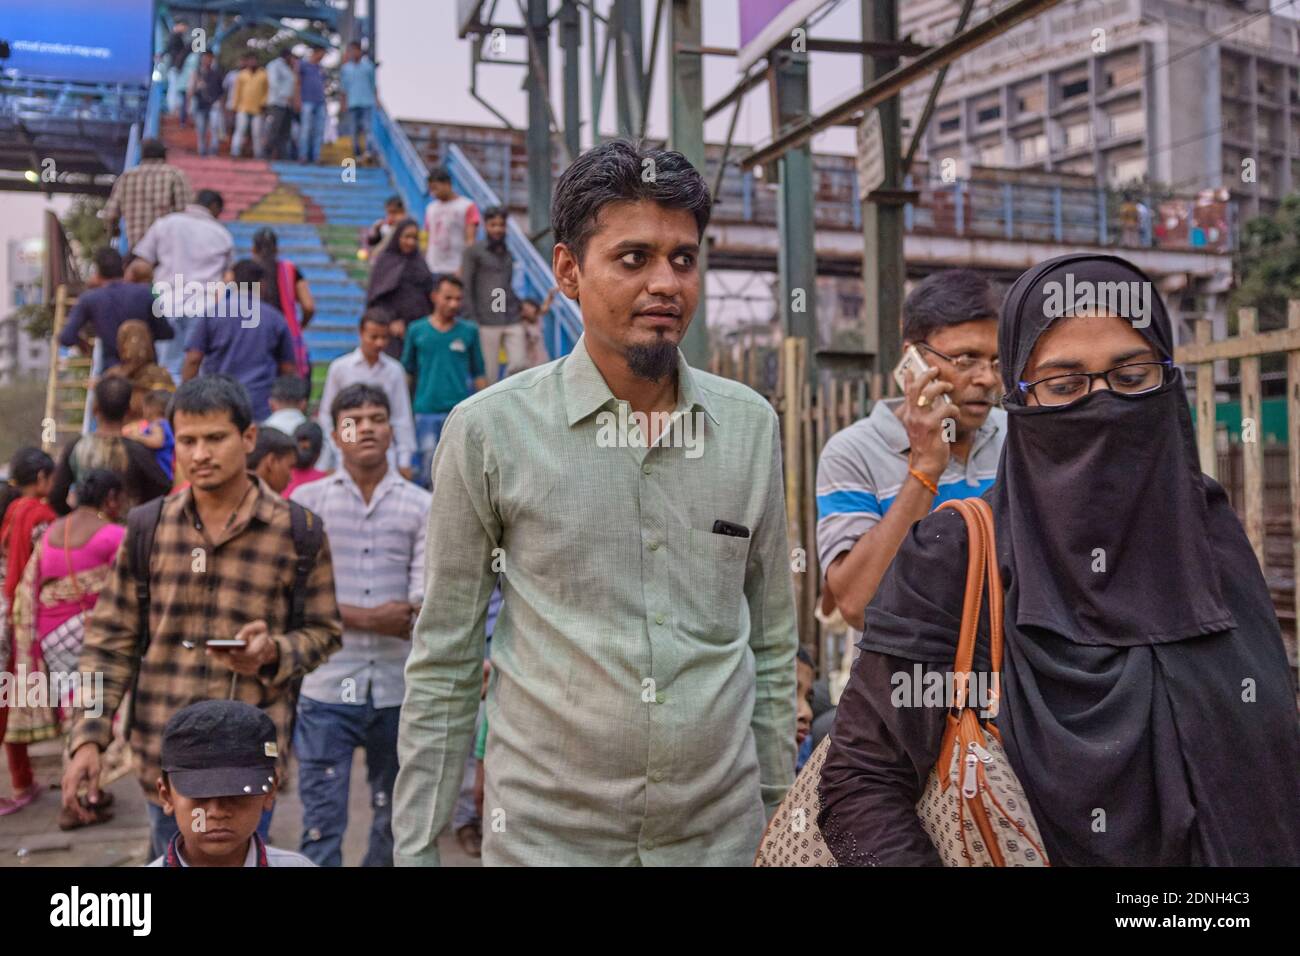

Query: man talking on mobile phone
394,140,798,866
816,270,1005,631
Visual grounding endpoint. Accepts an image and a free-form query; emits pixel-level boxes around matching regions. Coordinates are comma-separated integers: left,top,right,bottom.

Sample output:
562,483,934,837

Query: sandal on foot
0,783,42,817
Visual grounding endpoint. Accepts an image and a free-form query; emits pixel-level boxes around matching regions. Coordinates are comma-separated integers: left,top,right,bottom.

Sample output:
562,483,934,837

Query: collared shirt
148,832,316,867
266,56,296,107
339,58,376,108
291,468,429,709
134,205,235,309
58,280,173,369
317,348,418,470
815,398,1006,574
233,67,268,114
460,241,520,327
69,477,343,802
101,159,192,250
261,407,306,436
393,336,798,866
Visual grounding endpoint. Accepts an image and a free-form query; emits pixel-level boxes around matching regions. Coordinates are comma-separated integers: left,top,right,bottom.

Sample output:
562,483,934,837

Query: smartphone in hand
893,344,953,406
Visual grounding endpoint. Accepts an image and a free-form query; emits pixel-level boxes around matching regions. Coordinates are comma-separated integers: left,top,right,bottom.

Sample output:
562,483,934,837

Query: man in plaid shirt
63,375,343,856
100,139,191,251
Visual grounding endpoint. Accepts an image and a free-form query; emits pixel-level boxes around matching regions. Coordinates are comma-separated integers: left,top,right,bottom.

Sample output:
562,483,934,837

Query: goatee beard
626,340,678,382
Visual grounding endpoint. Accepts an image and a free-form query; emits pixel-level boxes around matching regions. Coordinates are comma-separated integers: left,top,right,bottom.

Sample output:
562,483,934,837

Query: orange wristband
908,467,939,496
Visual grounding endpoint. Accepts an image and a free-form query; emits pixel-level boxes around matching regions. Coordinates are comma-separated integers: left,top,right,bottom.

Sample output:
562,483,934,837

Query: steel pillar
560,0,583,159
669,0,709,366
614,0,644,138
525,0,553,258
772,47,817,378
862,0,904,382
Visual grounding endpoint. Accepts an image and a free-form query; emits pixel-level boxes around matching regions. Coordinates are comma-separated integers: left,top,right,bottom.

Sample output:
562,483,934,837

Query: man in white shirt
291,382,429,866
423,165,479,280
317,309,417,478
132,188,234,381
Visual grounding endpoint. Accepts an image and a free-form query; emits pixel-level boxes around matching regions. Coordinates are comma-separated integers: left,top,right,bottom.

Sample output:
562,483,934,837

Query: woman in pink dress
7,469,125,821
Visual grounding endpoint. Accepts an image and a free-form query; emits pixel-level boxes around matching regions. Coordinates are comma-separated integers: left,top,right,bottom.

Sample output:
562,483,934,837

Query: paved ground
0,740,480,868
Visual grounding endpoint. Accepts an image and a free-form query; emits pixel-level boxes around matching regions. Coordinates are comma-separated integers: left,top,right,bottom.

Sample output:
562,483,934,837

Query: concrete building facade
901,0,1300,219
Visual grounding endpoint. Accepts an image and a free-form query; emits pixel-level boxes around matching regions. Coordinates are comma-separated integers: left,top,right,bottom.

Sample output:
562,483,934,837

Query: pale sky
376,0,865,155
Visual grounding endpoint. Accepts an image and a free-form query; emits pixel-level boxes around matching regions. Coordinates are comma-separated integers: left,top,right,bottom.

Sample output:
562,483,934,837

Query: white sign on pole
857,108,885,198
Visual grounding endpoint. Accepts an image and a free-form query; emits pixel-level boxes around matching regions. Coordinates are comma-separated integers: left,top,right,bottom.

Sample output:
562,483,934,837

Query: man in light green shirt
393,140,798,866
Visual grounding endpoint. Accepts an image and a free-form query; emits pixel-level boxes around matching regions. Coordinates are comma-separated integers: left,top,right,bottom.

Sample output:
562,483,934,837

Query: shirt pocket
684,527,751,642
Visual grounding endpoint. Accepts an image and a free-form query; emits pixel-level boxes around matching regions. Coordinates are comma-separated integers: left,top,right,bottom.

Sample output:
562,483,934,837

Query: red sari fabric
1,497,56,625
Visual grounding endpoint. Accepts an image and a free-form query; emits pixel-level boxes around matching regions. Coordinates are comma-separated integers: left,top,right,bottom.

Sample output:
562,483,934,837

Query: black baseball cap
161,700,279,799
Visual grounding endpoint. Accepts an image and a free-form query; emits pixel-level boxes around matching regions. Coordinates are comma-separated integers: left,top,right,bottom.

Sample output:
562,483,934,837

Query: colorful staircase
159,118,390,391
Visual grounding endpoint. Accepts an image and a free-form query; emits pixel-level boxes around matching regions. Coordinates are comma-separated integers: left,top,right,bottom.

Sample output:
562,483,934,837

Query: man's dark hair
248,426,297,469
901,269,1001,343
271,375,309,405
330,383,390,427
231,258,265,287
348,40,362,50
196,189,224,216
385,195,405,211
94,246,124,280
141,139,166,160
169,374,253,433
359,307,391,330
293,420,324,469
435,274,464,292
551,139,712,265
482,205,507,223
427,165,451,185
93,376,133,423
74,468,123,510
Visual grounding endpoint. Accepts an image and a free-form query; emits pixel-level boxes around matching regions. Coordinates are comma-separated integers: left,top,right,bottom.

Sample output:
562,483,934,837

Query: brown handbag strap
967,498,1003,674
936,498,1003,709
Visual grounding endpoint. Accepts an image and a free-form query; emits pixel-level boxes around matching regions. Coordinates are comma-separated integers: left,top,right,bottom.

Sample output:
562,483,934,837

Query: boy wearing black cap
148,701,315,867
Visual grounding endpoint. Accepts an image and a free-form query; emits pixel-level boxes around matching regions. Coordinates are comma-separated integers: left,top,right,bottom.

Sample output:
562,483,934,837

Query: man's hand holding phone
898,364,955,484
206,620,279,675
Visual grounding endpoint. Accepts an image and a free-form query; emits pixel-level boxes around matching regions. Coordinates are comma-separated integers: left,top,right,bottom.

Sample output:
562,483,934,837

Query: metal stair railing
372,105,582,357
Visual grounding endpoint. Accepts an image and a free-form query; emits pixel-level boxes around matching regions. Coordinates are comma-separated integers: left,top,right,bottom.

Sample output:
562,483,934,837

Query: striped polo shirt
815,398,1006,574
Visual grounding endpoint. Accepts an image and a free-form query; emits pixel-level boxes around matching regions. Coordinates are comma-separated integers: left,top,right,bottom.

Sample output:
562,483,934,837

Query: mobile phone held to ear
893,345,952,407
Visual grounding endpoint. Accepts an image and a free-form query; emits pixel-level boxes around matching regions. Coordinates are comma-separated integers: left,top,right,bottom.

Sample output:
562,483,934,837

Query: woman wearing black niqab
818,253,1300,866
366,217,435,359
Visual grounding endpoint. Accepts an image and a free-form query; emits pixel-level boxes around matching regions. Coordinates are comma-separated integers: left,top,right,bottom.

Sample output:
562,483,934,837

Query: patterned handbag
754,497,1049,867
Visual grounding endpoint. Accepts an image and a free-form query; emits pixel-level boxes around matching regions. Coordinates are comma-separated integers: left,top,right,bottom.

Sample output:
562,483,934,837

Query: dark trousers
294,694,400,867
266,105,294,159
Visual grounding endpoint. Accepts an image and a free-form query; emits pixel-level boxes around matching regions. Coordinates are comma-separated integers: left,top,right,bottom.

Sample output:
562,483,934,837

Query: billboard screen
0,0,154,85
737,0,833,72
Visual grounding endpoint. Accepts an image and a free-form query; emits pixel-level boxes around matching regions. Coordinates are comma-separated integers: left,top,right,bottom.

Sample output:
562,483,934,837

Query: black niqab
366,218,432,306
858,253,1300,865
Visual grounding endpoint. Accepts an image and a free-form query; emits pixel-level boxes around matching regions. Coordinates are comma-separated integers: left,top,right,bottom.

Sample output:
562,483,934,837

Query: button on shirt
317,348,417,470
393,335,798,866
292,468,429,709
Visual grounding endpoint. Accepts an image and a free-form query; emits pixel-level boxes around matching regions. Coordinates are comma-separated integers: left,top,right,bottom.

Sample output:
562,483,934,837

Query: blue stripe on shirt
817,489,884,521
877,476,995,515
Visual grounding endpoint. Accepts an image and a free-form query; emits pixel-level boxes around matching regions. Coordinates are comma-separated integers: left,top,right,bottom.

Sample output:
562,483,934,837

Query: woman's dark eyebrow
1033,346,1157,375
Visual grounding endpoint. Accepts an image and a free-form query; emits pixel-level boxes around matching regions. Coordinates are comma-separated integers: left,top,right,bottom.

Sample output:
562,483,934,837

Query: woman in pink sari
6,469,124,822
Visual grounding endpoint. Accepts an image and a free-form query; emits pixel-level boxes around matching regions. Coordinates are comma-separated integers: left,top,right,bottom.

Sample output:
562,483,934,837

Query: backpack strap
286,500,323,632
122,496,166,739
284,500,323,743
